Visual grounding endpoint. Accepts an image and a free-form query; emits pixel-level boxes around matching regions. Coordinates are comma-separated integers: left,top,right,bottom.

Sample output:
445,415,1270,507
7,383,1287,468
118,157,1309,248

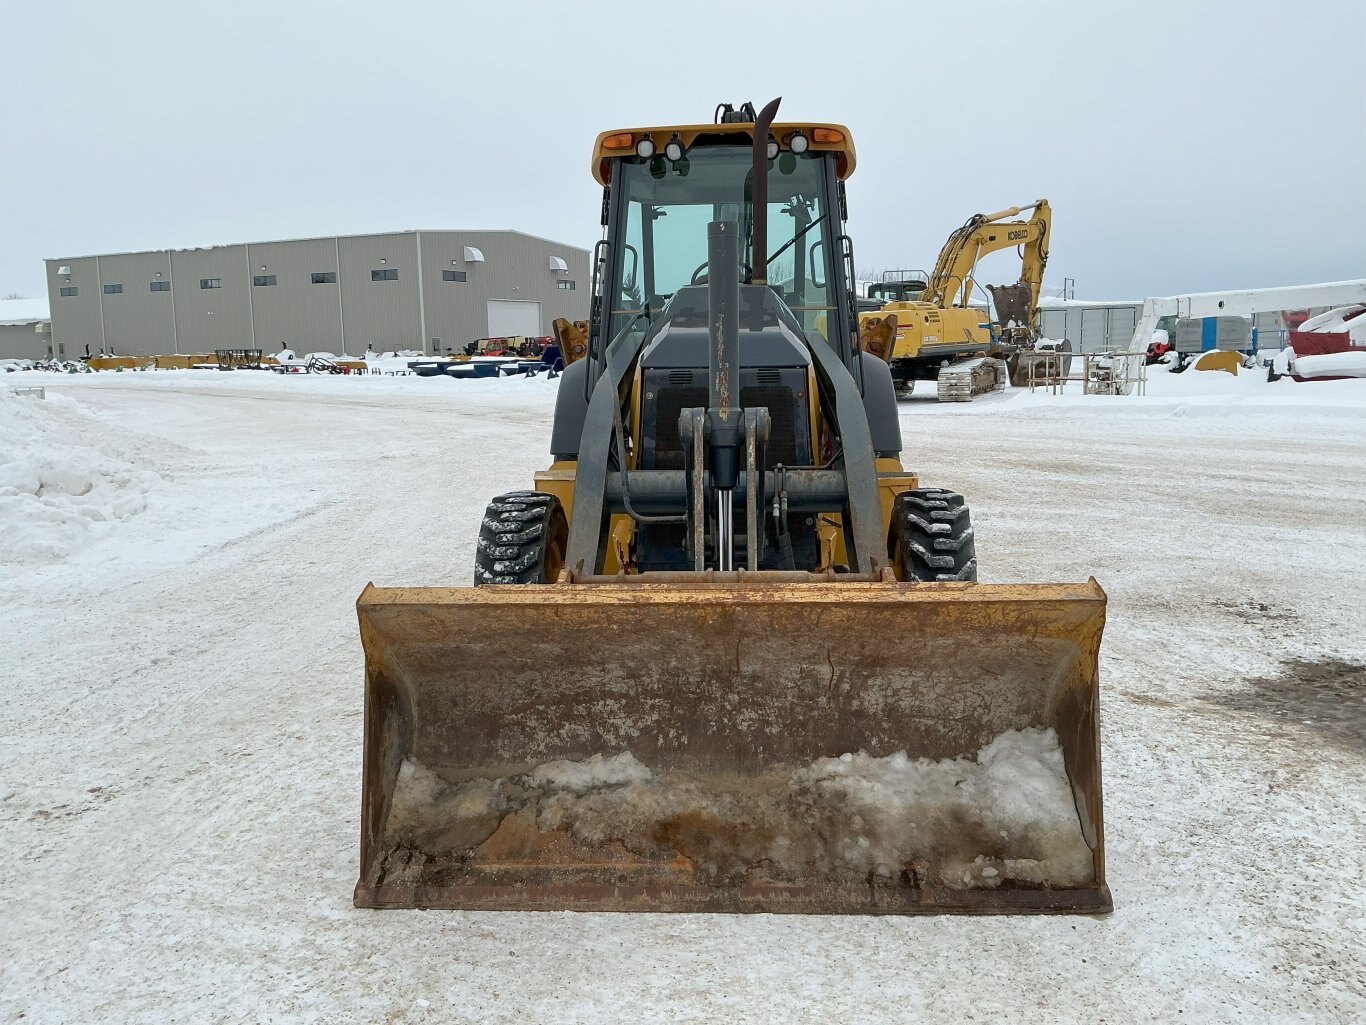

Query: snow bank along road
2,369,1363,1024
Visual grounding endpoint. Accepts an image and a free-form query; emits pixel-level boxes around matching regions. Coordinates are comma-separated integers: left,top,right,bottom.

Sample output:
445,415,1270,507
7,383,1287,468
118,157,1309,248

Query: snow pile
795,728,1093,887
385,761,513,855
525,751,654,793
386,753,655,855
382,728,1092,890
1294,350,1366,379
1298,302,1366,341
0,390,162,564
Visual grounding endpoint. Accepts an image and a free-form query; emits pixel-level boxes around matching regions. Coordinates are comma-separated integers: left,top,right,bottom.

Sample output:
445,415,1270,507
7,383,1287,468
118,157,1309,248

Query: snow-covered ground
0,389,162,563
2,365,1363,1023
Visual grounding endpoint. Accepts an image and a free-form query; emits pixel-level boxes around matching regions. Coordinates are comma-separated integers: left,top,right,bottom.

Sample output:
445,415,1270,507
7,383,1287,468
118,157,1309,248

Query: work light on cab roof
591,106,856,186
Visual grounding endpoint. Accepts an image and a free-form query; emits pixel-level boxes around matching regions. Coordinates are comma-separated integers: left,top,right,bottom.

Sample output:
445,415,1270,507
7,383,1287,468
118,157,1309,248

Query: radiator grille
740,385,800,468
643,371,807,472
650,386,707,470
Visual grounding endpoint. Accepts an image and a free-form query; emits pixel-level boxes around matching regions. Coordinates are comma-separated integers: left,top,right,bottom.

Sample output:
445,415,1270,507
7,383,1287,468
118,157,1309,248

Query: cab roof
591,122,857,186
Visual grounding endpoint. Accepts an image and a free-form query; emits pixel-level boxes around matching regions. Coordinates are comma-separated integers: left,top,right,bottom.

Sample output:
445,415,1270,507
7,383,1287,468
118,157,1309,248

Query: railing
1025,350,1148,396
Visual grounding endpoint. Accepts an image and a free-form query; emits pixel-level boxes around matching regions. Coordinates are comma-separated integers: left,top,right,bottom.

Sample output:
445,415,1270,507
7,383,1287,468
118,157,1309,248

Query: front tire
889,489,978,581
473,491,568,585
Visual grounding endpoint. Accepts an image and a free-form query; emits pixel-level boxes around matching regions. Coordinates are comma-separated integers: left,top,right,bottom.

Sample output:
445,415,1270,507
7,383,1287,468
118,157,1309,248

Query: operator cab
574,118,869,572
589,119,860,366
866,273,929,306
606,144,841,346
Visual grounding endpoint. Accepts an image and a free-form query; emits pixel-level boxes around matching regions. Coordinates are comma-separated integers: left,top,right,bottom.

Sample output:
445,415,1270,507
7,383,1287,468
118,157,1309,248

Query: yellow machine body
873,303,995,365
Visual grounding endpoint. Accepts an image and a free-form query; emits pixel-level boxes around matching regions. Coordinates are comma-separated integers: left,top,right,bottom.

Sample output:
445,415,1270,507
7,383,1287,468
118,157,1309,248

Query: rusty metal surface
551,318,589,366
355,578,1109,915
860,313,899,362
360,882,1113,915
986,281,1034,333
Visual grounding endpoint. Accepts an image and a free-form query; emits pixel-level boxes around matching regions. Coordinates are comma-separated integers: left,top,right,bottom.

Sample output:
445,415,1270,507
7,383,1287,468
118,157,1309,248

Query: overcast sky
2,0,1362,301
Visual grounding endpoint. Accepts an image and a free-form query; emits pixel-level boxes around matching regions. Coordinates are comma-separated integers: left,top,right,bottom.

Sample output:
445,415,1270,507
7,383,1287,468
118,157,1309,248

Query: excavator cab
867,271,930,306
355,101,1111,915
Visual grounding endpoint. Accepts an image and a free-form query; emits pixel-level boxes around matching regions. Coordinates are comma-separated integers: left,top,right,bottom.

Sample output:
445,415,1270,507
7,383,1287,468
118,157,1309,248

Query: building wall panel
45,257,103,356
0,322,52,361
98,251,175,355
420,232,482,354
338,233,421,355
247,238,343,354
170,246,253,354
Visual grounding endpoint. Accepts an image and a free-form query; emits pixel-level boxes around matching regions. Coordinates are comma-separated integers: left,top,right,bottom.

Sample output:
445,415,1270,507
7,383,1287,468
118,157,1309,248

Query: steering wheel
691,260,753,286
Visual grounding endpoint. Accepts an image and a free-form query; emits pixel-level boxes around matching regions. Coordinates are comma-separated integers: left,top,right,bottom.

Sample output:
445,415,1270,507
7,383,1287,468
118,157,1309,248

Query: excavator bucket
355,576,1110,915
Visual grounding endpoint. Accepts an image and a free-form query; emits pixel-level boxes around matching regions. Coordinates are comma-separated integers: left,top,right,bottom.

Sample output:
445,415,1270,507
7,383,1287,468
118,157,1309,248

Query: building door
1107,307,1138,350
1080,309,1107,353
487,299,542,339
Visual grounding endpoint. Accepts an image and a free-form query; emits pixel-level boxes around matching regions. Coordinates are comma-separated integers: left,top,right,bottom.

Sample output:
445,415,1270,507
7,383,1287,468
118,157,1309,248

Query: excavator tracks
936,357,1008,402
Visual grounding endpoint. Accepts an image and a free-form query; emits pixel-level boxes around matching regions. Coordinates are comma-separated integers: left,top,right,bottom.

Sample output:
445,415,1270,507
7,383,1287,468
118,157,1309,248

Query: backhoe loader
860,202,1059,400
355,100,1110,915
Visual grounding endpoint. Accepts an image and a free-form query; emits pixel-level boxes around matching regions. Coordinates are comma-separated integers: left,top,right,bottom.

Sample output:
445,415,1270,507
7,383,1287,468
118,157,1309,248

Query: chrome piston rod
716,488,733,571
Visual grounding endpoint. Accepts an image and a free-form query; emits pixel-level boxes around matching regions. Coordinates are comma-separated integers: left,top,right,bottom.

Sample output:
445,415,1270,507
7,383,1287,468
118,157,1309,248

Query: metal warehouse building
0,297,53,360
43,230,590,359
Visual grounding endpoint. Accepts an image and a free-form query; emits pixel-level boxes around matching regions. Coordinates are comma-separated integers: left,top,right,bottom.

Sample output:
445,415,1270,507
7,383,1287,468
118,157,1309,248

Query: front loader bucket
355,577,1110,915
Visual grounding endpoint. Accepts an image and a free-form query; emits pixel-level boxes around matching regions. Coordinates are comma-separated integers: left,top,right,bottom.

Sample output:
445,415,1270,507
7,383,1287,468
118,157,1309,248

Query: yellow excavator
355,101,1109,915
860,201,1054,400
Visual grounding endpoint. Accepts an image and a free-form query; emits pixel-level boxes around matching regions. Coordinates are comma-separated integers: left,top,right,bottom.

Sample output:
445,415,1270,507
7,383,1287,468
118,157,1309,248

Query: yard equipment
463,336,552,358
213,348,264,370
355,100,1110,915
1122,280,1366,393
1269,303,1366,382
860,201,1054,400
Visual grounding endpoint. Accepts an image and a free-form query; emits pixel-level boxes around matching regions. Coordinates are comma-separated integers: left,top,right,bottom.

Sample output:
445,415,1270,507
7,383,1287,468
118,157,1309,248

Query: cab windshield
869,281,926,303
609,146,838,341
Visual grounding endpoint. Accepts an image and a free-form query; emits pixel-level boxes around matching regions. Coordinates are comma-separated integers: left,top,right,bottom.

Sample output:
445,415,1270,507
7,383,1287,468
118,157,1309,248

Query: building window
200,278,222,289
371,268,399,281
557,280,576,290
103,283,124,294
150,281,171,292
59,286,78,297
442,269,467,283
253,274,277,287
311,271,338,284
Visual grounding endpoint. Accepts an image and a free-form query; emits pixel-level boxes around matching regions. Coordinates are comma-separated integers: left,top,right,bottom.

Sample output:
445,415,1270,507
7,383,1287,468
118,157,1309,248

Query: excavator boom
923,200,1051,313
